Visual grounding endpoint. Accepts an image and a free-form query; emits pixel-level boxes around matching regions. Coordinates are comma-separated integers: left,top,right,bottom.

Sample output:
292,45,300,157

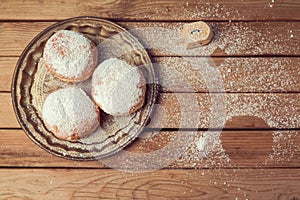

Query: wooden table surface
1,0,300,199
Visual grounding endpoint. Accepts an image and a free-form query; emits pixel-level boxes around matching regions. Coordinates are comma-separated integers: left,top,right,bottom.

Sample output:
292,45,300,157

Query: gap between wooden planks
0,129,299,169
0,22,299,57
0,0,299,21
1,92,299,129
2,57,300,93
1,168,300,199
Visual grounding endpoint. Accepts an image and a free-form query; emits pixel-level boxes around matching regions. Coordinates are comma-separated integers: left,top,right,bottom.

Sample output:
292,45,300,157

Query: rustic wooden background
0,0,300,199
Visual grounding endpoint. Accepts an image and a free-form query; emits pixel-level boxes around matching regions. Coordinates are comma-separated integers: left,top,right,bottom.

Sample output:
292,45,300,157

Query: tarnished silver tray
11,17,156,160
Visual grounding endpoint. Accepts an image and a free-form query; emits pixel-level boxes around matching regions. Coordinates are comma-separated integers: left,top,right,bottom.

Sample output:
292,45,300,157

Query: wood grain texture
1,168,300,199
154,57,300,93
2,93,300,129
0,0,299,197
0,0,299,21
124,21,300,56
3,57,300,92
0,22,299,56
0,93,17,128
0,57,14,92
0,129,299,168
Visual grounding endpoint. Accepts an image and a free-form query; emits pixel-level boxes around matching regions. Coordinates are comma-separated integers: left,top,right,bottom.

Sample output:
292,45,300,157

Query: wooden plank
154,57,300,93
0,93,17,128
124,21,300,56
151,93,300,129
0,129,299,168
0,22,299,56
0,57,14,92
1,168,300,199
2,93,300,129
0,0,299,21
3,57,300,92
0,22,52,57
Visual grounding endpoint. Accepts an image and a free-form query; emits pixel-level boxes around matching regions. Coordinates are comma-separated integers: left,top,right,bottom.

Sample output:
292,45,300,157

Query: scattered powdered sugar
200,132,229,167
196,135,206,151
178,131,232,169
269,0,275,8
174,92,299,168
92,58,145,116
227,94,300,128
118,129,299,170
268,131,299,163
128,22,298,56
147,58,299,167
136,2,242,20
156,57,299,93
103,16,297,173
42,87,99,138
176,130,300,169
43,30,95,80
137,51,299,170
219,58,299,92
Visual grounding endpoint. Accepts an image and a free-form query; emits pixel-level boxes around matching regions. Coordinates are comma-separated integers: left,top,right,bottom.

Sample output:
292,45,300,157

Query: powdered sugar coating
92,58,146,116
42,87,99,140
43,30,98,82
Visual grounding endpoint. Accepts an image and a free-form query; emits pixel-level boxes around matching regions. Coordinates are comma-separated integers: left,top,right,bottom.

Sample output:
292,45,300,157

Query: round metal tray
11,17,156,160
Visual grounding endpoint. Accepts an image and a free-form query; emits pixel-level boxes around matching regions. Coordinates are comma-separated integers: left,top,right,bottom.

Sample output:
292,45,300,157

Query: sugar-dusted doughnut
42,87,99,141
43,30,98,82
92,58,146,116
